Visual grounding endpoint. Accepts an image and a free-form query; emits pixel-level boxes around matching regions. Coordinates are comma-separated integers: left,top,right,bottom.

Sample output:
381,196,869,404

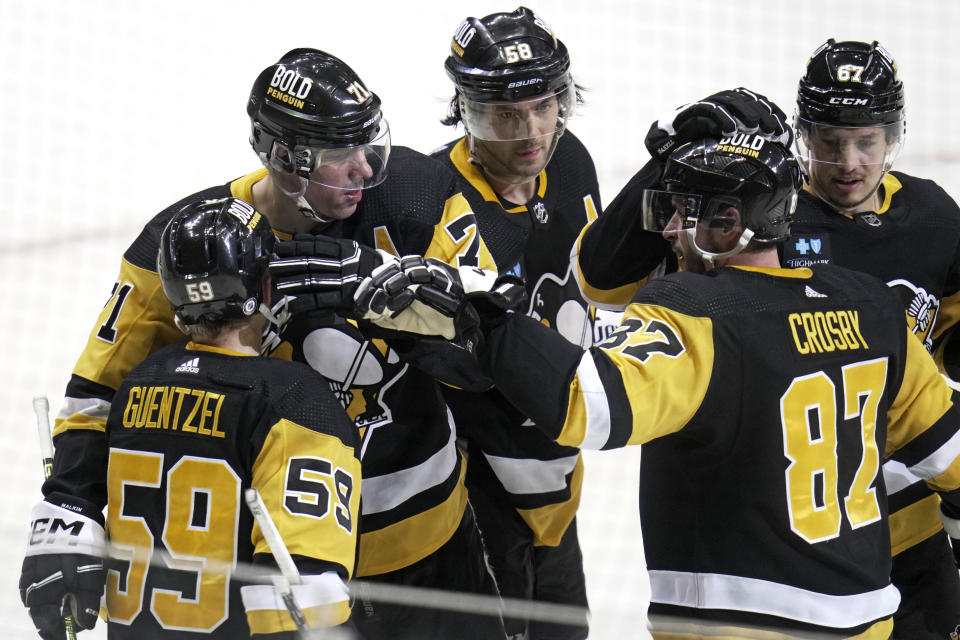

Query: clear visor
640,190,699,233
460,83,575,142
794,117,904,171
642,189,750,260
277,121,391,191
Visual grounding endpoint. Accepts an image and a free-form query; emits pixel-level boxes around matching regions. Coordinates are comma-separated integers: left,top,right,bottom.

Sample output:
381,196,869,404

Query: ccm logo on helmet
828,97,869,106
270,65,313,100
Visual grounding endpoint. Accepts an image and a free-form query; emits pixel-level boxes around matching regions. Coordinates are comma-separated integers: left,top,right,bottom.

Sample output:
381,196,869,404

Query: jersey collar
449,138,547,213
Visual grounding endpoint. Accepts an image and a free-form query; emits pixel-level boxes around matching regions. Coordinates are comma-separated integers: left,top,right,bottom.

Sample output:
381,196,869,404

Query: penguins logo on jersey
887,278,940,350
300,326,404,457
527,264,606,348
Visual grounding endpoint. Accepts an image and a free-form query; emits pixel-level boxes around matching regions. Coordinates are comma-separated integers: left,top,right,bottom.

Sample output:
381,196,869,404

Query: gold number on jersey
780,358,886,544
106,449,240,631
97,281,135,343
153,457,239,630
106,449,161,622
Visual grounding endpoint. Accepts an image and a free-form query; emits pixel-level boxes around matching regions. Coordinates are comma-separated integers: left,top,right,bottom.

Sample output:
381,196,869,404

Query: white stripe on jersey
57,396,111,421
240,571,349,610
648,570,900,628
576,352,611,450
360,408,458,515
484,451,579,495
882,459,921,496
908,427,960,480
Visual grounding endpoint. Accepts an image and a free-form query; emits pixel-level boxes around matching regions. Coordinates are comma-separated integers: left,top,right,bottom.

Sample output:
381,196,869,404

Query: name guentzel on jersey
121,385,227,438
788,309,869,355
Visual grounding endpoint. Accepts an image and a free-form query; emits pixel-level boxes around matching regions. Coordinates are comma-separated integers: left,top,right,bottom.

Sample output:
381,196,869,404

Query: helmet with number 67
794,39,905,212
158,197,276,325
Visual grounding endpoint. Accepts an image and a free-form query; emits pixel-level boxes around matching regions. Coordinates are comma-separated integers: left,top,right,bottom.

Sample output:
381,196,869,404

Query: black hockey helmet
158,197,276,325
445,6,571,103
642,137,801,251
247,48,390,190
796,39,904,127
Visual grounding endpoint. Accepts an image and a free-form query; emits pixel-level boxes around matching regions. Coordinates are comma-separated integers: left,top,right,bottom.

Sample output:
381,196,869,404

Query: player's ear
711,206,743,250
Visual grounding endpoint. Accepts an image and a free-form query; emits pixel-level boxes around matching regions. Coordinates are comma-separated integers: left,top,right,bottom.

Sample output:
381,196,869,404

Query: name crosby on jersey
787,309,869,355
121,385,227,438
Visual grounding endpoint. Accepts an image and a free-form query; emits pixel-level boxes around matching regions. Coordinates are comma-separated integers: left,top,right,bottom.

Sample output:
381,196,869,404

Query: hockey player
785,39,960,639
49,48,505,639
20,197,362,638
573,41,960,638
430,7,598,638
353,135,960,639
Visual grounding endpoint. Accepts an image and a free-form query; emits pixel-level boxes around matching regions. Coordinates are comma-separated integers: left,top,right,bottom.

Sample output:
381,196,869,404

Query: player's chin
511,159,547,179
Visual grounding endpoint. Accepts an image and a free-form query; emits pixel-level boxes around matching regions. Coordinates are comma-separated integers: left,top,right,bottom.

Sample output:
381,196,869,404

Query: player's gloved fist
354,256,465,339
354,256,417,321
454,274,528,356
20,493,106,639
645,87,792,164
270,234,389,315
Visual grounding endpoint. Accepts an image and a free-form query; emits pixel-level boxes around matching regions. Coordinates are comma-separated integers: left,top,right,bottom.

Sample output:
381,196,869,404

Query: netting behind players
2,1,958,637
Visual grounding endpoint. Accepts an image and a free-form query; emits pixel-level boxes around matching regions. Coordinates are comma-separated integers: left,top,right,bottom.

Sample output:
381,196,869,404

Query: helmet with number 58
442,6,578,185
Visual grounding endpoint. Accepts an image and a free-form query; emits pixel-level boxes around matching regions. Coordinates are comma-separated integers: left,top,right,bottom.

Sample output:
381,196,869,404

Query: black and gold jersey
269,146,498,576
572,165,960,561
482,263,960,637
431,132,611,546
45,342,360,638
780,172,960,558
571,158,675,310
55,146,497,579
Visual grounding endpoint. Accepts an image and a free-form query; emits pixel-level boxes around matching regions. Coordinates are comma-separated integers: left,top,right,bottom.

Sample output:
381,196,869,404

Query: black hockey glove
645,87,792,164
354,256,527,354
20,493,106,640
270,234,389,316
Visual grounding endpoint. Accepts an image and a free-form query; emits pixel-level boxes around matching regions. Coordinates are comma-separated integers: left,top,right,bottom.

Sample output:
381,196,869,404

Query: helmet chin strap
264,164,335,224
174,314,191,336
258,299,291,356
689,228,755,270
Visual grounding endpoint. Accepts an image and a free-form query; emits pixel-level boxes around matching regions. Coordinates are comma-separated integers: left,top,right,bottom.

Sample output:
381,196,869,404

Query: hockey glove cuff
270,234,391,315
21,493,106,639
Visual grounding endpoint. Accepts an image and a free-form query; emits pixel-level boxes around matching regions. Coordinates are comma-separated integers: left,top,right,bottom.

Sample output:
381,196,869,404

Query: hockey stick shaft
32,395,78,640
33,396,54,480
244,488,309,634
